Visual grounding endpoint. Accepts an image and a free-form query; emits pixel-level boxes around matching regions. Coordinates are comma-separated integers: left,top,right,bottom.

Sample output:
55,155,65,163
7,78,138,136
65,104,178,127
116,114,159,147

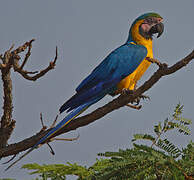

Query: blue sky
0,0,193,179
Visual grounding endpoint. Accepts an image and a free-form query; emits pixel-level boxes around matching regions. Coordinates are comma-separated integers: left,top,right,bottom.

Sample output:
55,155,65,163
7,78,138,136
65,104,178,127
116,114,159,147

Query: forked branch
13,46,58,81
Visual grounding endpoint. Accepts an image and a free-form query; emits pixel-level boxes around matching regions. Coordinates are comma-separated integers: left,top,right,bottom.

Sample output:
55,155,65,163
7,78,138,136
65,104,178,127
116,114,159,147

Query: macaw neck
127,19,153,58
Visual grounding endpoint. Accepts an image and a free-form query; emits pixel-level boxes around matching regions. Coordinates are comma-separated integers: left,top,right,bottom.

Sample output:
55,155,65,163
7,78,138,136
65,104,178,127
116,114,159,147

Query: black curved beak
149,22,164,38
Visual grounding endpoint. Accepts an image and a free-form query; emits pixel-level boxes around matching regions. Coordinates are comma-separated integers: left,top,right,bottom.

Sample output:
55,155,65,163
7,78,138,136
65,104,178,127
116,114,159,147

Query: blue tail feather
35,103,89,146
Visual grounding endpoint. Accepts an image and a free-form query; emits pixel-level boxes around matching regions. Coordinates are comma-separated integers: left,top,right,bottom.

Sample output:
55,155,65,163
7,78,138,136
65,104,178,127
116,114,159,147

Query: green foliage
171,103,191,135
22,163,94,180
23,104,193,180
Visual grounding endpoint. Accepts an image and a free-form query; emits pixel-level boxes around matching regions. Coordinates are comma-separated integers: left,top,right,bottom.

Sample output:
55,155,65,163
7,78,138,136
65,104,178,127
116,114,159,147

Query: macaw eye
144,17,159,25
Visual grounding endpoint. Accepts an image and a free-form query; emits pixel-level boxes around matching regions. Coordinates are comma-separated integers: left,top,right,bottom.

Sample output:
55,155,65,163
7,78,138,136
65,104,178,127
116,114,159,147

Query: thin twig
24,70,39,74
40,113,47,131
40,113,44,127
53,46,58,64
2,154,17,164
46,143,55,155
51,134,80,141
50,115,59,128
20,39,35,69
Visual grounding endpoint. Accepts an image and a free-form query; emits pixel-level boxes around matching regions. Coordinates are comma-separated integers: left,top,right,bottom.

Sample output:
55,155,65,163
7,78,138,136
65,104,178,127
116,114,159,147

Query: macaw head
127,12,164,42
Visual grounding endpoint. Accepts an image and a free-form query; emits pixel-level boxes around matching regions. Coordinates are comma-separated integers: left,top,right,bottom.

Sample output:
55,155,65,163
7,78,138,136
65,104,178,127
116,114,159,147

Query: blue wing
60,43,147,113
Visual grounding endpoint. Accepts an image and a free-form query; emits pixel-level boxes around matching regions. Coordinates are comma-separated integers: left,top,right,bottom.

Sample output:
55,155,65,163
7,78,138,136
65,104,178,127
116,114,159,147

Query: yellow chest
117,20,153,92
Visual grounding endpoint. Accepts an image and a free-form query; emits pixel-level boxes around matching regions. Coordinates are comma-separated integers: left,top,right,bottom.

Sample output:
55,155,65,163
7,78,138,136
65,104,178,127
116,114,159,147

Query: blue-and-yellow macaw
6,12,164,170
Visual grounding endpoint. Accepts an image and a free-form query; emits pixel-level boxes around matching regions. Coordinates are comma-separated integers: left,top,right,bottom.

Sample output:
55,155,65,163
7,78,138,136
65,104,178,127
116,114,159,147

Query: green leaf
132,133,155,142
156,139,182,158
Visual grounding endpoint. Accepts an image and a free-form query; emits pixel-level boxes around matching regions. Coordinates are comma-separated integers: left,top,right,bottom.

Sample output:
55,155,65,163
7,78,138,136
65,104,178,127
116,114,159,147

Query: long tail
5,97,101,171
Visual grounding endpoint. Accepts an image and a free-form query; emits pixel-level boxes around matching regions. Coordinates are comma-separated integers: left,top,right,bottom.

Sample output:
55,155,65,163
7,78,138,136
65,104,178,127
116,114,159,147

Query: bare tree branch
0,50,193,159
13,46,58,81
0,45,15,148
0,40,58,150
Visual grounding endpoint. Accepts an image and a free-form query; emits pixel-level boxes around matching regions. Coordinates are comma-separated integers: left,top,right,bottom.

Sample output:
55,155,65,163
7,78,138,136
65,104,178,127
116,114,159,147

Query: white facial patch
141,23,151,32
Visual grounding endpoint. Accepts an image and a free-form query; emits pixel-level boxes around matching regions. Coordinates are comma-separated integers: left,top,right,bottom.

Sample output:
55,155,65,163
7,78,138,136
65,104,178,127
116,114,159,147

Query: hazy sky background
0,0,193,179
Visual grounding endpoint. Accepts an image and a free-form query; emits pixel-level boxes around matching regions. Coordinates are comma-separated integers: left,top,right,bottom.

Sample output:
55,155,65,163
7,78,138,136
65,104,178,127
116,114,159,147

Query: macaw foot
134,94,150,105
121,88,150,108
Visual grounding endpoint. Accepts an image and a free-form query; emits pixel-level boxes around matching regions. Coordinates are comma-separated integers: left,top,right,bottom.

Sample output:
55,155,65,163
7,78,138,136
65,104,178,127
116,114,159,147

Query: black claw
140,95,150,101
